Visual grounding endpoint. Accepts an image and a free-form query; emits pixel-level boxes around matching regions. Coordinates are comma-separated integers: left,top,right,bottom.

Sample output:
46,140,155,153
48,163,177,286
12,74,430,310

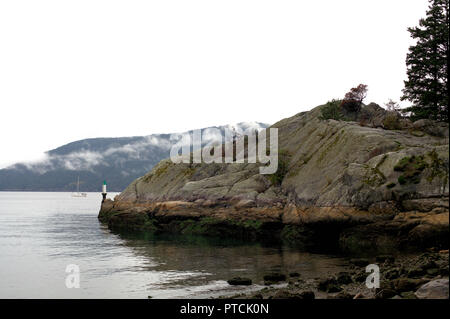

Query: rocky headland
99,102,449,254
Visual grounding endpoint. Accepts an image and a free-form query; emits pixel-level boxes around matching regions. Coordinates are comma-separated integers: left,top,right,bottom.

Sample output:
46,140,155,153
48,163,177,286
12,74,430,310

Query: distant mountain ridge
0,122,269,192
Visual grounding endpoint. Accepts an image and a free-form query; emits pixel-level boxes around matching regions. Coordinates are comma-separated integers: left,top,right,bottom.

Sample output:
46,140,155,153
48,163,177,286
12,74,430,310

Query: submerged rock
263,273,287,284
227,277,252,286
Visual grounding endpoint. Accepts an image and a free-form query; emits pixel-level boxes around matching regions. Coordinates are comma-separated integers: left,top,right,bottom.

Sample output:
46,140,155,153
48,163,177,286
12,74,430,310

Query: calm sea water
0,192,349,298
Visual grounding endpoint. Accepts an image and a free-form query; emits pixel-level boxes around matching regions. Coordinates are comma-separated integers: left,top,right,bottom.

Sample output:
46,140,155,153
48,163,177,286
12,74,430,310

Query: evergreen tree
401,0,449,121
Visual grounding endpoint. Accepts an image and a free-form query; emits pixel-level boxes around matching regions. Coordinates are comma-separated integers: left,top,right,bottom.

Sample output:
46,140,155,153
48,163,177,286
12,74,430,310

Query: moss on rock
394,155,428,185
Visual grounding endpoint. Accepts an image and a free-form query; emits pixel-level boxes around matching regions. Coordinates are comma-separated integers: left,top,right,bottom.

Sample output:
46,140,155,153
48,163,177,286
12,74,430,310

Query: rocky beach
224,250,449,299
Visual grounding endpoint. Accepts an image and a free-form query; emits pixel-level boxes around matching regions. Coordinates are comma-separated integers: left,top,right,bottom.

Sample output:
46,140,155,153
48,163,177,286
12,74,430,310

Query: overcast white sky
0,0,429,168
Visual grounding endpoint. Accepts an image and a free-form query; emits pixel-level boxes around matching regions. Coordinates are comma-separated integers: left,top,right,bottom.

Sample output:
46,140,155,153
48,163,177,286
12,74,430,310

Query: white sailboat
72,177,87,197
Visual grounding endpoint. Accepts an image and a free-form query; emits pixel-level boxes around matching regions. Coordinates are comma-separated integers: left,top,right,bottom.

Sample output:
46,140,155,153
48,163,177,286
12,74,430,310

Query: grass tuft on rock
268,149,291,186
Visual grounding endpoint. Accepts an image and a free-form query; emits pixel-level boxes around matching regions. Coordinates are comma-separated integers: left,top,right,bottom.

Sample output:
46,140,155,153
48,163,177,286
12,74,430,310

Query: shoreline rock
99,196,448,252
98,103,449,253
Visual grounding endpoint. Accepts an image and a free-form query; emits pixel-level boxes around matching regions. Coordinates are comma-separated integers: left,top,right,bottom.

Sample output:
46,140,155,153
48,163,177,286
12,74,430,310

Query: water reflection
112,230,350,298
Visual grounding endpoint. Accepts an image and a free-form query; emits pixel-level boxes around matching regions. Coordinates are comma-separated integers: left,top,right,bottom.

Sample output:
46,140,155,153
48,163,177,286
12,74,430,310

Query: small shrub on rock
340,84,368,114
319,99,343,121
